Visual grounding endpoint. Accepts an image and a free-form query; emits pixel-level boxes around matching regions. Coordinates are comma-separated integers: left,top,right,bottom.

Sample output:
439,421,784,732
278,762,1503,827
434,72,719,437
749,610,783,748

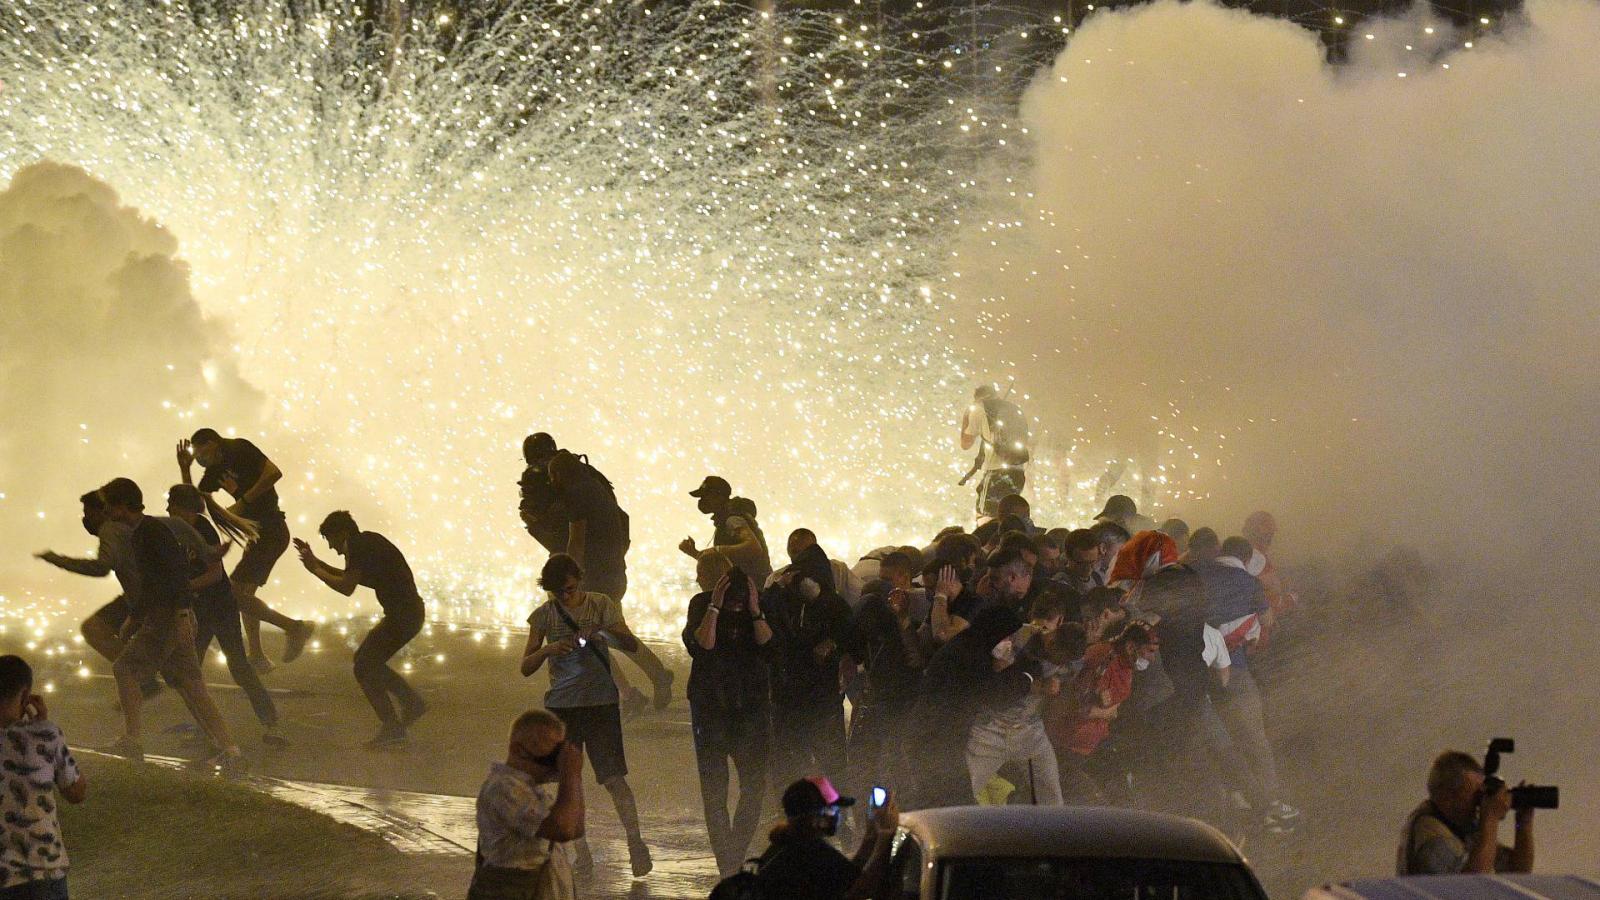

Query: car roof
899,806,1246,864
1309,875,1600,900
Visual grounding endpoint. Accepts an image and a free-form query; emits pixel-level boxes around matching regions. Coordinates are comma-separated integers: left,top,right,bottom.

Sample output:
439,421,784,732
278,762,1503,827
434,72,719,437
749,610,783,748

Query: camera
1483,738,1559,810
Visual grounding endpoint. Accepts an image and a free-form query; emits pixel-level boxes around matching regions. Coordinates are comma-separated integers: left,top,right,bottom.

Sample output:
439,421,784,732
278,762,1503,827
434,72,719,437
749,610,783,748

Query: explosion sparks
0,1,1089,634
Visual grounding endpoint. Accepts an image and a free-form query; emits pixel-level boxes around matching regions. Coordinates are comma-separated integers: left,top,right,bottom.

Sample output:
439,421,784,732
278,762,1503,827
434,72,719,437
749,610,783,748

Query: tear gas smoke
969,0,1600,569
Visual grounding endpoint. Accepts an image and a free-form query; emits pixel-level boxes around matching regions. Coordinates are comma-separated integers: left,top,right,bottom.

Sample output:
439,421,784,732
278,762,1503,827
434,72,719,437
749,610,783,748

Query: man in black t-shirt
548,450,673,714
295,511,427,748
98,478,241,767
180,428,315,672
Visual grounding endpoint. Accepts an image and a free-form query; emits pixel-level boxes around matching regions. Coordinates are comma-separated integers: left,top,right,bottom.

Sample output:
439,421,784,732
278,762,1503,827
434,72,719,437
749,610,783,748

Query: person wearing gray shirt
521,554,653,878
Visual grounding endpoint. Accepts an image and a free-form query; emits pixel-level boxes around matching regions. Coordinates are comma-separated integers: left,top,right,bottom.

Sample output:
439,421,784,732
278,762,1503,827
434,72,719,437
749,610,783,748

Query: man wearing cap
751,776,899,900
1094,494,1155,536
679,476,773,588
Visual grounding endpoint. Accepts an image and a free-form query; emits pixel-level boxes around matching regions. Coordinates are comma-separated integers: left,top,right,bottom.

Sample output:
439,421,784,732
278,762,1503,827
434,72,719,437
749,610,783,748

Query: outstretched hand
292,537,318,571
176,439,194,469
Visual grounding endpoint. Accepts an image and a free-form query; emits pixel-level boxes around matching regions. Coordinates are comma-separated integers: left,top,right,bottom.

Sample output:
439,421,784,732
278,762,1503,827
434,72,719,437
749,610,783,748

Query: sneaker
362,723,408,750
620,687,649,722
1264,800,1301,834
282,620,316,664
628,838,653,878
1229,790,1254,811
262,725,290,748
249,655,275,675
1269,800,1302,821
399,696,428,728
104,736,144,761
204,747,247,775
651,671,675,711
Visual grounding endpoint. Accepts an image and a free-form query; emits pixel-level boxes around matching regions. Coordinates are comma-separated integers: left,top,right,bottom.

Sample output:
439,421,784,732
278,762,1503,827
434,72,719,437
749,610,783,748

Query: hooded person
908,605,1038,808
764,530,853,792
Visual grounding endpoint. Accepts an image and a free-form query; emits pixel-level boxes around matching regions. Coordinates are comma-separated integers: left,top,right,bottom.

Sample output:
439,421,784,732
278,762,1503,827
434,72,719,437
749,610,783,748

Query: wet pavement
84,745,721,897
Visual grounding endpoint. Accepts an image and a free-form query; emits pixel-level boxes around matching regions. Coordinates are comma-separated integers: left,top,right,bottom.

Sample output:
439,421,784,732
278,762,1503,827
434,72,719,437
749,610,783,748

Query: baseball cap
689,475,732,499
782,776,855,817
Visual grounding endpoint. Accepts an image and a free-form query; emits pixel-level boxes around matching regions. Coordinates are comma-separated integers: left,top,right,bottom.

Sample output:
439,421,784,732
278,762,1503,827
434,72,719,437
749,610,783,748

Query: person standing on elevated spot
178,429,315,672
679,475,773,589
294,512,427,749
521,554,653,878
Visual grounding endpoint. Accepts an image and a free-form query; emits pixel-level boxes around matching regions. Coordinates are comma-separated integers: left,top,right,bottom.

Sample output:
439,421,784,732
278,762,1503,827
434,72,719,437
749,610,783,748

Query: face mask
530,740,565,770
1134,658,1151,672
81,515,99,536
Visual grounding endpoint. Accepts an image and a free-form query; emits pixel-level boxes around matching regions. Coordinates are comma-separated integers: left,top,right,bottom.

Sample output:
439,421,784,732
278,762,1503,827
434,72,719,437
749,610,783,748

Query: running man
96,478,242,768
164,484,286,747
294,512,427,749
178,428,315,672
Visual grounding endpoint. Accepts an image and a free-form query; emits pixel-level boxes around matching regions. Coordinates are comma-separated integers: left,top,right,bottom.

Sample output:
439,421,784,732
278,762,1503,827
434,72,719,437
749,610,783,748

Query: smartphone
869,786,888,811
576,636,588,648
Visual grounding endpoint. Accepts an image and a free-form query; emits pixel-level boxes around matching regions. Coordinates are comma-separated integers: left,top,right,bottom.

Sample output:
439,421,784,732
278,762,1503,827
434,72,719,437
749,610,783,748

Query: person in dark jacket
683,552,776,877
1197,536,1299,828
1110,531,1225,823
845,553,931,821
908,605,1037,808
765,530,853,792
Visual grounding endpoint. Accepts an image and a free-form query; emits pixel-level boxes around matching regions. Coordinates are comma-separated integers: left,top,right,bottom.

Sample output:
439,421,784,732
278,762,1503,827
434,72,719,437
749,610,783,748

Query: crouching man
470,709,585,900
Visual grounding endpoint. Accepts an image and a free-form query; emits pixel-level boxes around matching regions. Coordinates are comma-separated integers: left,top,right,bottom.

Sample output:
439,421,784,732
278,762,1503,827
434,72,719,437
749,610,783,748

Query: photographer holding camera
1398,749,1536,875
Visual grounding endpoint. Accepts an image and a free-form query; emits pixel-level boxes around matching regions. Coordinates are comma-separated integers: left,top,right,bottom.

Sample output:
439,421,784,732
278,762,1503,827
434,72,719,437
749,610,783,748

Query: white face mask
1134,657,1152,672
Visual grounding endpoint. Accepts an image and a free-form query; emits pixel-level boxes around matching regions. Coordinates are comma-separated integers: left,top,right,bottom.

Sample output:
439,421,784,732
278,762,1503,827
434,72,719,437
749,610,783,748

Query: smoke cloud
0,162,259,589
969,0,1600,568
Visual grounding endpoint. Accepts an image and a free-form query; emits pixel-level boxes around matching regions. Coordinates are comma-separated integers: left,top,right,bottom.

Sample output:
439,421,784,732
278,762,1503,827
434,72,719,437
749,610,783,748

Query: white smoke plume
0,162,259,592
968,0,1600,569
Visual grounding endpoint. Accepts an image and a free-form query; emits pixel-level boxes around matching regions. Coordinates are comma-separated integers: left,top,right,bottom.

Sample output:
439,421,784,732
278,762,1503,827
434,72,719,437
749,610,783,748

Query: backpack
708,855,776,900
983,397,1031,466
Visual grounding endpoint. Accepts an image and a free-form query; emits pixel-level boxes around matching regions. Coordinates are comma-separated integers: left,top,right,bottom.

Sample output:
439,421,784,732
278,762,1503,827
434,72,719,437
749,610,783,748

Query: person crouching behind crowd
683,553,775,877
469,709,584,900
740,776,899,900
0,656,87,900
1397,751,1534,876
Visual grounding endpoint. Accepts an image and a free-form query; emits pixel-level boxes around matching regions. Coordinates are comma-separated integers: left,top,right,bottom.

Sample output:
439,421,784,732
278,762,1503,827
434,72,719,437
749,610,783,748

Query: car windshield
939,857,1265,900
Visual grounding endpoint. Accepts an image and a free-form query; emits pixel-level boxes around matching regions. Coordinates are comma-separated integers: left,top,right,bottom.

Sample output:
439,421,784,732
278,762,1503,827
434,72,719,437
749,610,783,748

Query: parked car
1305,875,1600,900
891,805,1268,900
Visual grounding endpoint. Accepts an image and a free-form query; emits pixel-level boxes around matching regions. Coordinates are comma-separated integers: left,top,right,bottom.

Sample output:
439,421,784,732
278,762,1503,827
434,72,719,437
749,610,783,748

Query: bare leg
112,664,144,741
82,616,125,665
604,775,652,877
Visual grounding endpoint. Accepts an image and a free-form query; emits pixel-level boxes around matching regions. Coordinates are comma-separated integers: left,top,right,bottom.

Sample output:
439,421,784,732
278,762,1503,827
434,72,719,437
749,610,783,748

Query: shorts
89,596,132,631
976,467,1027,517
113,610,202,685
233,516,290,587
551,704,628,782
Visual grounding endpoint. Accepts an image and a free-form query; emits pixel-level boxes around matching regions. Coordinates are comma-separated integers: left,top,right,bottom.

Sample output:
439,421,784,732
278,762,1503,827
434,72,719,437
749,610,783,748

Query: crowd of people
5,398,1542,899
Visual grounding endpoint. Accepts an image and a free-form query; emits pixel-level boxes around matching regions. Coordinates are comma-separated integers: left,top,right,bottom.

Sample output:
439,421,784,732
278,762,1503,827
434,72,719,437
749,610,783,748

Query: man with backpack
959,384,1030,520
711,776,899,900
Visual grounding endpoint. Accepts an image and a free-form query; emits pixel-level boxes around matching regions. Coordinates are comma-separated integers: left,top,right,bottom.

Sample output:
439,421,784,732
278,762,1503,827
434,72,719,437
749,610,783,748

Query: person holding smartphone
746,776,899,900
521,554,652,878
683,553,775,877
469,708,585,900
